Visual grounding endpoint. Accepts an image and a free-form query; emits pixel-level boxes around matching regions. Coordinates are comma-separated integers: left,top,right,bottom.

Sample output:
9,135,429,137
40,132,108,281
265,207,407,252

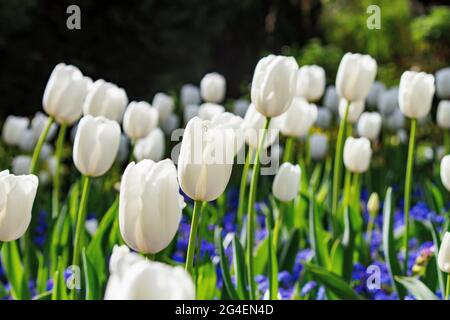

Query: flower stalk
52,123,67,218
185,200,203,276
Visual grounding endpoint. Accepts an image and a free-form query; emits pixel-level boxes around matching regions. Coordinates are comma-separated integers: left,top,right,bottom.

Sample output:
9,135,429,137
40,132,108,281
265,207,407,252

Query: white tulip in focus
343,137,372,173
31,112,58,142
119,159,184,253
296,65,325,102
438,232,450,273
242,104,278,150
436,67,450,99
310,133,328,160
378,87,398,116
104,245,195,300
12,155,32,175
198,103,225,121
440,155,450,192
357,112,382,141
73,115,121,177
324,86,340,113
272,97,317,137
2,116,29,146
83,79,128,123
134,128,165,162
184,104,199,124
335,53,377,102
339,99,364,123
233,99,250,118
43,63,92,124
18,129,37,153
200,72,226,103
316,107,332,129
398,71,435,119
123,101,159,140
366,81,386,109
152,93,174,121
181,84,201,106
437,100,450,129
177,117,235,202
0,170,38,241
272,162,301,202
251,55,298,117
160,113,180,135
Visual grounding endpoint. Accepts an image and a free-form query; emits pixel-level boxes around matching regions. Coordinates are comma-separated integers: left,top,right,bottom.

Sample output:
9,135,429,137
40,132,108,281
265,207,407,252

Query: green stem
52,123,67,219
367,215,375,245
273,201,285,250
446,274,450,300
30,116,54,175
403,118,417,275
343,170,352,208
237,148,253,227
185,200,202,276
283,137,295,163
247,117,271,300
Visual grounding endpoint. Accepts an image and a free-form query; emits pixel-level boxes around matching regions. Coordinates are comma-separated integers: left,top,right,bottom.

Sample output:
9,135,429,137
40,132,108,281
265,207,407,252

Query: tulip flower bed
0,55,450,302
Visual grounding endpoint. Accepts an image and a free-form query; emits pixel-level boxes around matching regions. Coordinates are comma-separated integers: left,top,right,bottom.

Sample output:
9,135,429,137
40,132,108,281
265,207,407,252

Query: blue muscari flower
316,286,326,300
278,271,293,289
255,275,268,296
227,188,239,210
46,279,53,291
301,281,317,296
293,249,313,280
172,250,185,263
373,291,397,300
280,287,294,300
33,210,49,248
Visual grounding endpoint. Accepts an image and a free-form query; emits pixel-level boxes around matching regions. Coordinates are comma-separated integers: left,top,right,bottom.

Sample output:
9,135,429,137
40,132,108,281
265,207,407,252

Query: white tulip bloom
200,72,226,103
153,93,174,121
398,71,435,119
296,65,325,102
272,162,301,202
134,128,165,162
343,137,372,173
123,101,159,141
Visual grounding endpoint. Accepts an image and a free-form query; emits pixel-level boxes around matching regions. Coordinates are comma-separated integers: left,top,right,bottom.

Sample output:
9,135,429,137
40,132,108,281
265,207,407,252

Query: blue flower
301,281,317,296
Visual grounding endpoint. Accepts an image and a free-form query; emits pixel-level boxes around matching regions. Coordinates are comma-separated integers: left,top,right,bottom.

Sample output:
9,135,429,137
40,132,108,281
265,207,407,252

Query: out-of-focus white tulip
46,156,58,177
272,162,301,202
160,113,180,135
116,134,130,163
378,87,399,116
343,137,372,173
336,53,377,102
178,117,235,202
43,63,92,124
73,115,121,177
83,79,128,122
31,112,58,142
441,155,450,192
437,100,450,129
18,129,37,153
296,65,325,102
184,104,199,124
399,71,435,119
324,86,340,113
134,128,165,162
339,99,364,123
123,101,158,141
272,97,317,137
152,93,174,121
198,103,224,121
12,155,32,175
385,108,405,130
310,133,328,160
119,159,184,253
242,104,278,149
366,81,386,109
181,84,201,106
0,170,38,241
316,107,332,129
38,170,51,186
210,112,245,155
2,116,29,146
357,112,382,141
200,72,226,103
39,143,54,160
251,55,298,117
104,245,194,300
233,99,250,118
438,232,450,273
436,67,450,99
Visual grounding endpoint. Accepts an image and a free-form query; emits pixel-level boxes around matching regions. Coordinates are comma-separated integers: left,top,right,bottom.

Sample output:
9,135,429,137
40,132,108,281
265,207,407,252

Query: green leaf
341,206,355,282
330,239,344,276
82,248,100,300
1,241,24,299
196,263,217,300
395,276,439,300
278,228,300,271
423,221,445,295
51,258,68,300
33,291,52,300
36,251,48,294
266,215,278,300
214,228,239,300
308,193,329,268
232,235,249,299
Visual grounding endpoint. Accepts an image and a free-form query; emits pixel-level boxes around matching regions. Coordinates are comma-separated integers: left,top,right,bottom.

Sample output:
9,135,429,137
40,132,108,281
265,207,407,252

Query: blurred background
0,0,449,118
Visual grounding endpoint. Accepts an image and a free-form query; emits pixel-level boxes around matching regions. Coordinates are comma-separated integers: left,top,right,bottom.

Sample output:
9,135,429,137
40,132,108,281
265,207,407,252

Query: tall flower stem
273,201,286,250
247,118,270,300
30,116,54,175
185,200,203,276
446,274,450,300
283,137,295,163
403,118,417,274
237,148,254,226
52,123,67,219
332,101,350,233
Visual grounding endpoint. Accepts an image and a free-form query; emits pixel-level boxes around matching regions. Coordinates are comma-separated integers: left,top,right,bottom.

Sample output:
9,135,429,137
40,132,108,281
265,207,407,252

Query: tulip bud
324,86,340,113
336,53,377,102
0,170,38,241
12,155,32,175
436,67,450,99
251,55,298,117
123,101,159,140
296,65,325,102
31,112,58,142
438,232,450,273
119,159,184,253
198,103,225,121
18,129,37,153
178,117,236,202
184,104,199,124
367,192,380,215
242,104,278,149
73,115,121,177
316,107,332,129
357,112,382,141
152,92,174,121
160,113,180,135
339,99,364,123
233,99,250,118
399,71,435,119
310,133,328,160
366,81,386,109
378,88,398,116
343,137,372,173
181,84,201,106
437,100,450,129
2,116,29,146
83,79,128,123
441,155,450,192
43,63,92,124
272,97,317,137
200,72,226,103
134,128,165,162
104,245,195,299
272,162,301,202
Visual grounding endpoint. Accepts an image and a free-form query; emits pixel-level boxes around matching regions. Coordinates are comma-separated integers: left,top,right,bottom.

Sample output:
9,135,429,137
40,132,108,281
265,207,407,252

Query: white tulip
152,93,174,121
123,101,159,141
210,112,245,155
104,245,194,300
440,155,450,192
184,104,199,124
73,115,121,177
437,100,450,129
0,170,38,241
272,97,317,137
12,155,32,175
357,112,382,141
296,65,325,102
198,103,224,121
2,116,29,146
316,107,332,129
385,108,405,130
43,63,92,124
233,99,250,118
242,104,278,149
83,79,128,122
134,128,165,162
324,86,340,113
436,67,450,99
160,113,180,135
336,53,377,102
339,99,364,123
310,134,328,160
398,71,435,119
18,129,37,152
272,162,301,202
31,112,58,142
200,72,226,103
366,81,386,108
343,137,372,173
116,134,130,164
181,84,201,106
251,55,298,117
119,159,184,253
378,87,399,116
438,232,450,273
39,143,54,160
